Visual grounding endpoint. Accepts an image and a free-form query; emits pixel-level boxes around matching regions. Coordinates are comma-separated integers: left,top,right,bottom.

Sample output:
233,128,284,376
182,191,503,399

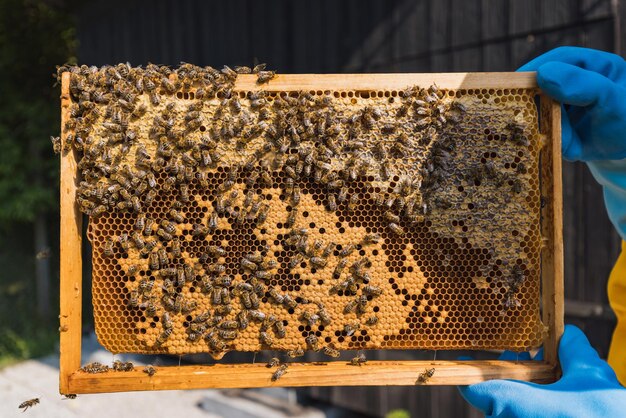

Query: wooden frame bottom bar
67,361,556,393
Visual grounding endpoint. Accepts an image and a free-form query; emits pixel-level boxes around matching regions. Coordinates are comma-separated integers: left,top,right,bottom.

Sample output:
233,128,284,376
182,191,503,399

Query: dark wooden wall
77,1,624,416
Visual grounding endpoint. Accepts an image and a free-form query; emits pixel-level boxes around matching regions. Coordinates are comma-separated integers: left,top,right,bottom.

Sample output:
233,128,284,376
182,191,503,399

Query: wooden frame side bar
540,96,565,367
59,72,83,393
66,360,555,393
233,72,537,91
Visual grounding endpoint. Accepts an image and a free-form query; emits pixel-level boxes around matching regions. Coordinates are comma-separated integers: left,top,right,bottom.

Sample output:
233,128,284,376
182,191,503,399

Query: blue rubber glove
519,46,626,241
458,325,626,418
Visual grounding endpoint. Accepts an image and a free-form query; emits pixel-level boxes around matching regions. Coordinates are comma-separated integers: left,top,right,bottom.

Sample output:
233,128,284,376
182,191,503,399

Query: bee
305,334,319,351
333,259,348,279
274,320,286,338
266,357,281,368
214,304,233,316
127,290,140,308
131,231,145,249
241,257,258,272
192,223,209,237
208,212,219,231
321,242,336,258
267,287,284,304
143,365,157,376
318,305,331,325
388,222,405,236
169,209,185,223
512,179,522,194
80,361,110,373
248,309,266,322
218,330,238,340
210,276,231,288
205,332,226,352
257,204,270,225
260,331,274,346
300,310,319,326
149,252,160,270
310,256,327,269
287,348,305,358
362,285,382,297
285,208,298,228
103,237,115,258
416,368,435,384
343,299,357,314
282,294,297,309
179,184,190,203
159,267,177,278
237,310,249,330
344,321,360,336
182,299,197,314
362,233,381,245
339,245,355,258
365,316,379,326
291,186,301,206
63,394,77,400
271,364,288,381
350,353,367,366
323,346,340,358
18,398,40,412
112,360,134,372
168,241,182,262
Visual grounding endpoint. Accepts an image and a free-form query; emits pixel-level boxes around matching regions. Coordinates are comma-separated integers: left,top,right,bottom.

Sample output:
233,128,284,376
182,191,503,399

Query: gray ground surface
0,333,326,418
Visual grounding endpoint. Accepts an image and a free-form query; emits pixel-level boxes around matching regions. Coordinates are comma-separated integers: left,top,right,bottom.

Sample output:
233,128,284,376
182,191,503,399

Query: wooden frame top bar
233,72,538,91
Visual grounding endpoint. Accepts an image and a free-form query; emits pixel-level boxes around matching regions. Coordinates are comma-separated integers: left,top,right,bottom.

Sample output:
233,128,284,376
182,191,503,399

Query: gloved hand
518,46,626,161
458,325,626,418
519,46,626,241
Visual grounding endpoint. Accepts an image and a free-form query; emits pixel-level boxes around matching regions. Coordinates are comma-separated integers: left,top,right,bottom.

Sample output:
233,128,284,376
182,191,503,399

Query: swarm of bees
56,61,539,361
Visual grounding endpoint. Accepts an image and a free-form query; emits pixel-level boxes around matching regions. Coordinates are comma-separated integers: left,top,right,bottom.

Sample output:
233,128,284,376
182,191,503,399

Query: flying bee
305,334,319,351
18,398,40,412
323,346,340,358
350,353,367,366
103,237,115,258
271,364,288,381
416,368,435,384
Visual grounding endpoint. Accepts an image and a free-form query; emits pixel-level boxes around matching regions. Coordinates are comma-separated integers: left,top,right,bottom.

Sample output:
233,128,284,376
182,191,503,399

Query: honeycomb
59,64,546,357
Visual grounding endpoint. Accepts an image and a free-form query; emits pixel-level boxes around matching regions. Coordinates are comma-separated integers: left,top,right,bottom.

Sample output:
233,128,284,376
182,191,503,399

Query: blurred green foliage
385,409,411,418
0,0,76,366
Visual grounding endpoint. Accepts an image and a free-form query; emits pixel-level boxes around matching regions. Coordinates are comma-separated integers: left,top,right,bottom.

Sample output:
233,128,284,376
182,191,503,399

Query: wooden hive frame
59,71,563,394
